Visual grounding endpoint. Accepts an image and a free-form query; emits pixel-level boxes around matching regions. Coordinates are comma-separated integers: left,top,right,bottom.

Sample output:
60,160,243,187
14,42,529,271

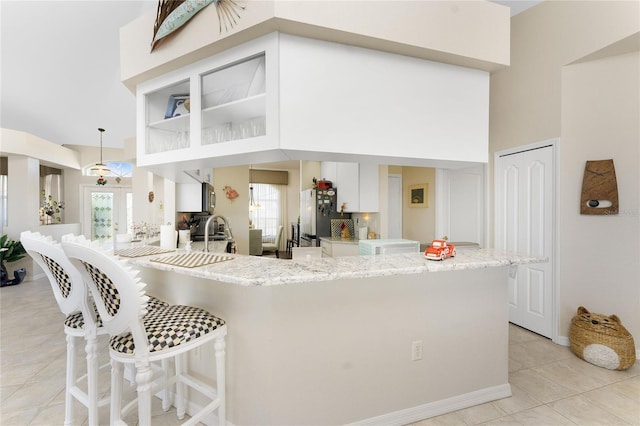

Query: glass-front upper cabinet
142,78,191,155
200,53,266,145
136,33,276,170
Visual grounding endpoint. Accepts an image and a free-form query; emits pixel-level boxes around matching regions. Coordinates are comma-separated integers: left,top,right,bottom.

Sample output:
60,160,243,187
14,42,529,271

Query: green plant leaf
0,235,27,263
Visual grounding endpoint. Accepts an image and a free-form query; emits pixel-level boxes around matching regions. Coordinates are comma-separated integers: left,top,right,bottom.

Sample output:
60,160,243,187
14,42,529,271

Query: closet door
496,143,555,338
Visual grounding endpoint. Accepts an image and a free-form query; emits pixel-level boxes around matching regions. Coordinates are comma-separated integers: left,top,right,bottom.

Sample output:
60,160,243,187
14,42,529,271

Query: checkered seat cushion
64,296,169,330
109,305,225,355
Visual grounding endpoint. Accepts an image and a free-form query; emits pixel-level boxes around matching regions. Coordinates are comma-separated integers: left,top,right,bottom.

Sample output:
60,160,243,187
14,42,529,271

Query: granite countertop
126,244,546,287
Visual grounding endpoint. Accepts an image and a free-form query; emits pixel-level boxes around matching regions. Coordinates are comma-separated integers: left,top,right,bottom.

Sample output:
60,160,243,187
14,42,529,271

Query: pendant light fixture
90,128,111,178
249,165,261,211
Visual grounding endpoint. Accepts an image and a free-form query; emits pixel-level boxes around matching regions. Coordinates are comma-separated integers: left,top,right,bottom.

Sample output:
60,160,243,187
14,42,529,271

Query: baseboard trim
175,384,510,426
349,384,512,426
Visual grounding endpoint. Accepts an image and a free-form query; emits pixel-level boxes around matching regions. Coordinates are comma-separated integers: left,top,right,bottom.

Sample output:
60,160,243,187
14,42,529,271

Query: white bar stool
61,234,227,426
21,231,109,426
21,231,171,425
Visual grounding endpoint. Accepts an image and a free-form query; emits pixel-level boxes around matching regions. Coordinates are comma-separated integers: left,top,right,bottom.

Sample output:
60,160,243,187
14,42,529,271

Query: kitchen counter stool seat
62,234,227,426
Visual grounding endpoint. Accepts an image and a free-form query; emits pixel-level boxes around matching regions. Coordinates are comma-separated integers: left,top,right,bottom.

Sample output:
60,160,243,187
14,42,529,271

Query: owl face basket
569,306,636,370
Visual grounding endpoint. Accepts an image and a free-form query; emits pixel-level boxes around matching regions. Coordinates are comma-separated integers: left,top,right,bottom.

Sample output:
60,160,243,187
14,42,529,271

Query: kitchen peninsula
129,248,545,425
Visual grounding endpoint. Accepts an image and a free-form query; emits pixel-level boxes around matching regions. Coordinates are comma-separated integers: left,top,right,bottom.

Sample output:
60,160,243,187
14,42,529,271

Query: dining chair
262,225,284,258
286,222,300,254
61,234,227,426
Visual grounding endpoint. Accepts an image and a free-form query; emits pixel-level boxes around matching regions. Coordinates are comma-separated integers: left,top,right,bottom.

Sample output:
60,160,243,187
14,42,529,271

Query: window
249,184,285,242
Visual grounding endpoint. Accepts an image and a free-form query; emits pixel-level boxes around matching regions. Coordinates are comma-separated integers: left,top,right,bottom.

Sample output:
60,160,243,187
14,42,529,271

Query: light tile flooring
2,278,639,425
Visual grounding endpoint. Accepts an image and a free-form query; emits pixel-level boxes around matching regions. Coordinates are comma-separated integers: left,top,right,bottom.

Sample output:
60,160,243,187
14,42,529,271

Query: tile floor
1,278,639,425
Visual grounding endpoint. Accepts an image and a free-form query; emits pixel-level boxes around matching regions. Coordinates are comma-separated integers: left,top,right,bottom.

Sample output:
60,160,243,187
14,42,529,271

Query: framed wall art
409,183,428,208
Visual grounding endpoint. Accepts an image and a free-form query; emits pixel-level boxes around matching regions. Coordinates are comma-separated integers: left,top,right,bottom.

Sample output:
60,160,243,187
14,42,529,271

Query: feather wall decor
151,0,245,52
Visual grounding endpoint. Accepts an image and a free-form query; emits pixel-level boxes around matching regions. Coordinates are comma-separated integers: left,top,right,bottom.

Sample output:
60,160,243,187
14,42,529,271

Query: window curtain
249,184,286,249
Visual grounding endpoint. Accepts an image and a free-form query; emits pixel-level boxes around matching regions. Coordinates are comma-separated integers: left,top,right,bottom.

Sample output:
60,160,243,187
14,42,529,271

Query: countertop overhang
128,247,546,287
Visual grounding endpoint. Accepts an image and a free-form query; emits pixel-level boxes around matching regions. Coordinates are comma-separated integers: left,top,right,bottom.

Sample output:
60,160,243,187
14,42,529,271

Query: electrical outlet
411,340,423,361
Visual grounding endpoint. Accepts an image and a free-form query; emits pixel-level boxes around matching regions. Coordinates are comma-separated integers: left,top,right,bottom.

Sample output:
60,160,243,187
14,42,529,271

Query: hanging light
249,165,261,211
249,184,261,211
90,128,111,177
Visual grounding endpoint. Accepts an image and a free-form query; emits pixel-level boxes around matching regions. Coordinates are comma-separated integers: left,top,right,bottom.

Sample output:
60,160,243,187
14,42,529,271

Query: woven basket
569,306,635,370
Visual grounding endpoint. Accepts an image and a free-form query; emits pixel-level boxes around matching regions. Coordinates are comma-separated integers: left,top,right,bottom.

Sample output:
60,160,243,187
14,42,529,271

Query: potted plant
1,235,27,287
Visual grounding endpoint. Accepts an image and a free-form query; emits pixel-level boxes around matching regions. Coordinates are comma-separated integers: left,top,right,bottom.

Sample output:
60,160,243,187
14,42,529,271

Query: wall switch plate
412,340,423,361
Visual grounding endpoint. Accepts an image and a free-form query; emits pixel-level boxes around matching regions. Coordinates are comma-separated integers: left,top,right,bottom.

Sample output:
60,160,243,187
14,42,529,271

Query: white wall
489,1,640,344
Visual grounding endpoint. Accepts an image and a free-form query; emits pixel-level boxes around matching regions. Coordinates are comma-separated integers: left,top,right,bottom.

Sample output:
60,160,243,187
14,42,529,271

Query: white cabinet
321,239,359,257
136,34,277,175
322,162,379,213
320,239,332,257
176,183,202,212
320,161,337,183
135,33,490,180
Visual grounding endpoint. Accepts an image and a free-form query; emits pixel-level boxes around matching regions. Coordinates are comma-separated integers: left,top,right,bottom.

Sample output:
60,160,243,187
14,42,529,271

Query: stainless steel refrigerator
300,188,350,246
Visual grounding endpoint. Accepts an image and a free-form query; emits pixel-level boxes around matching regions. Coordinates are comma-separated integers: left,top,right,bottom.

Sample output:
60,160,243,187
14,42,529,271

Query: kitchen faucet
203,214,234,253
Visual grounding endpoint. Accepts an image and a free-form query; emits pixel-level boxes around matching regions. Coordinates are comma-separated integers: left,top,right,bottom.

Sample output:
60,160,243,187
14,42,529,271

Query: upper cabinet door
200,54,266,146
323,161,379,213
141,77,191,156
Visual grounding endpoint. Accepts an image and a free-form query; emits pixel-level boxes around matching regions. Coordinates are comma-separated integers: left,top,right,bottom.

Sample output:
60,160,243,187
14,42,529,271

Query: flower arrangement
130,222,158,241
39,190,64,224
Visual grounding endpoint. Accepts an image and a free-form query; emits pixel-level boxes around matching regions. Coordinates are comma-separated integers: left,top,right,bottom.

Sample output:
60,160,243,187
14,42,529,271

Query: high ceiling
0,1,541,150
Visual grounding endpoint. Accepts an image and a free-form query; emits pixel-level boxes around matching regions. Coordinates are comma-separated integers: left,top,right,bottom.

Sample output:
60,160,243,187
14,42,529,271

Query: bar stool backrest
20,231,96,329
61,234,151,357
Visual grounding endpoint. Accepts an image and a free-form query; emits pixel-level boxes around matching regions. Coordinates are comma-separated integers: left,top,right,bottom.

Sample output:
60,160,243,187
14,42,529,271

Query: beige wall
560,51,639,344
490,0,640,343
402,167,437,244
212,165,250,254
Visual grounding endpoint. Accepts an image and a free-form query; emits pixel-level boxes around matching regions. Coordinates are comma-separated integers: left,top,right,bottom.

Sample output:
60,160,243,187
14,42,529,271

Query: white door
495,142,555,338
82,186,132,243
436,166,485,246
388,174,402,238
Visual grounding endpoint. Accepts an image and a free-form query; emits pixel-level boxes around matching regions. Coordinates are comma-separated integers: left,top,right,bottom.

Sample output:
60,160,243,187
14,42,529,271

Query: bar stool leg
110,360,124,425
175,353,186,420
64,335,76,426
85,335,99,426
135,363,153,426
161,359,171,412
215,336,226,425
